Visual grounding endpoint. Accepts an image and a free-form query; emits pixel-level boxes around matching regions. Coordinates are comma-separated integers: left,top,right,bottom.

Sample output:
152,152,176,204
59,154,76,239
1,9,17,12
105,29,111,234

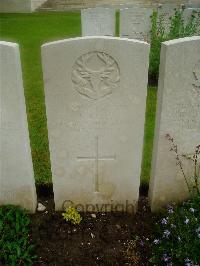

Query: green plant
166,134,200,196
169,8,200,38
149,11,167,80
0,205,36,265
0,12,81,184
150,137,200,265
149,8,200,80
150,195,200,265
62,206,82,225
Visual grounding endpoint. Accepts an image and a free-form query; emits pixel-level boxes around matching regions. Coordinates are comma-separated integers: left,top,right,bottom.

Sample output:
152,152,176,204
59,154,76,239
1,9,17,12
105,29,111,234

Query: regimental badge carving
192,60,200,94
72,51,120,100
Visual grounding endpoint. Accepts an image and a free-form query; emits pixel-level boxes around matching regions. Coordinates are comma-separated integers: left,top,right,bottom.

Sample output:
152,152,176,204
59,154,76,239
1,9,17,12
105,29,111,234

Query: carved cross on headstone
77,136,116,192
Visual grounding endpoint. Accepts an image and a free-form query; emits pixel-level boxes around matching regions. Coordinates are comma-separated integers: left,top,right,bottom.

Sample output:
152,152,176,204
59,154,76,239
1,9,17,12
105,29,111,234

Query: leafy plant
150,196,200,265
149,8,200,81
165,134,200,196
149,10,167,80
0,205,36,265
150,136,200,265
62,206,82,225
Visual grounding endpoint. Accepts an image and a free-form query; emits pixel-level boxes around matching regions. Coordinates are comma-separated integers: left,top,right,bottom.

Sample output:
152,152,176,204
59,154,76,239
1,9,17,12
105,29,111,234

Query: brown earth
30,185,159,266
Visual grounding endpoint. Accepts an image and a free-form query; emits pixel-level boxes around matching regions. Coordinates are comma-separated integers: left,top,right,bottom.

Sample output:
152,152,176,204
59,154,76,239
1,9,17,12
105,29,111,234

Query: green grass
141,86,157,184
0,12,157,185
150,194,200,265
0,12,81,184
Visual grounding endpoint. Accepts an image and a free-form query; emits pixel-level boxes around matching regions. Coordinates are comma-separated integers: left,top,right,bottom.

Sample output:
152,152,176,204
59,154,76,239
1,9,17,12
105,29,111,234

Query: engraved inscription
72,51,120,100
66,103,132,131
77,136,116,192
168,103,200,130
192,60,200,94
128,11,151,41
132,31,146,40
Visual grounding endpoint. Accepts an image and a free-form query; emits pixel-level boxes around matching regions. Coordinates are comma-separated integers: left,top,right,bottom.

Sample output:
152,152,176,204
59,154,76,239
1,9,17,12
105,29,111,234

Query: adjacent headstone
0,0,46,12
0,41,37,212
42,37,149,212
149,36,200,211
31,0,47,11
183,8,200,33
0,0,31,12
157,4,180,33
187,0,200,8
81,7,116,36
120,7,153,42
108,3,130,10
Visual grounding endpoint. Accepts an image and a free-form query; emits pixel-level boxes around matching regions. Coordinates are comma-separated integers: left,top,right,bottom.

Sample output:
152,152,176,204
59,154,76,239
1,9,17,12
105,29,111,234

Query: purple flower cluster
167,205,174,214
161,217,168,225
189,208,195,213
196,227,200,238
163,230,171,239
153,239,160,245
184,217,190,225
163,252,172,264
184,258,199,266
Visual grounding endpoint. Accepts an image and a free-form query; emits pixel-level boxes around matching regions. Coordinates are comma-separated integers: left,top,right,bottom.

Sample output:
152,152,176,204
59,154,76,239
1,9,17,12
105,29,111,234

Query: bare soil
30,185,157,266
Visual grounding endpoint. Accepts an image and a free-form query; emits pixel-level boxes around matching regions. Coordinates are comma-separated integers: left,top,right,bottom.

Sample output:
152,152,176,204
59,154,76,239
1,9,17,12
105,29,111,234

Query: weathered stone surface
31,0,47,11
37,202,46,212
183,7,200,32
1,0,197,12
149,36,200,211
0,0,47,12
42,37,149,212
157,4,180,32
187,0,200,8
38,0,193,12
0,0,31,12
81,7,116,36
0,41,36,212
120,7,153,42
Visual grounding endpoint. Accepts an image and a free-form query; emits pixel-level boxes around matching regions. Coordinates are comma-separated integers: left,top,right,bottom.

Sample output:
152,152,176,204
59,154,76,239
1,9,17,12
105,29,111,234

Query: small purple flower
196,227,200,238
139,240,144,246
167,205,174,214
163,252,171,262
153,239,160,245
177,236,181,242
196,227,200,233
161,218,168,225
184,218,190,224
185,258,192,266
163,230,171,238
189,208,195,213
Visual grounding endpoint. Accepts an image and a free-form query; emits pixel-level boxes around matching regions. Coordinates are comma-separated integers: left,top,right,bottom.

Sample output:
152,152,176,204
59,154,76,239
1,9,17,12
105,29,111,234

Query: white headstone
183,8,200,32
149,36,200,211
187,0,200,8
120,7,153,42
42,37,149,212
31,0,47,11
0,0,31,12
157,4,180,33
81,7,116,37
0,41,36,212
